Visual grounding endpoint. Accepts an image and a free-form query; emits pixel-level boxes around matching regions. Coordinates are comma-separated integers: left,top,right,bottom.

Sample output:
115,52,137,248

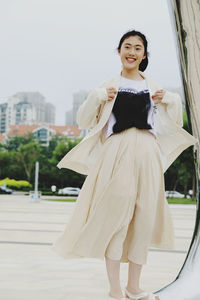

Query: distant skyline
1,0,183,125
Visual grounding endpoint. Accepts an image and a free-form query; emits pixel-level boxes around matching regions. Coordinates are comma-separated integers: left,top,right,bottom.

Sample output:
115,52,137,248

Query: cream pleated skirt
51,127,174,265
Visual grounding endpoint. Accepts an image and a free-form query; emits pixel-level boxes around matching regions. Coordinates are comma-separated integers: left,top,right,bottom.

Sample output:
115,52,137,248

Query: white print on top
103,76,157,139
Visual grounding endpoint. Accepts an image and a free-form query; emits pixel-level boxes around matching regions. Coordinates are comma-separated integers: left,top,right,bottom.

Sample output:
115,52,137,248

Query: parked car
0,186,13,194
165,190,190,199
58,187,80,196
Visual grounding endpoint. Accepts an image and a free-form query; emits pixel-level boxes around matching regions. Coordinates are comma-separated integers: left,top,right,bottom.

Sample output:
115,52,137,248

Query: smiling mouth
126,57,136,63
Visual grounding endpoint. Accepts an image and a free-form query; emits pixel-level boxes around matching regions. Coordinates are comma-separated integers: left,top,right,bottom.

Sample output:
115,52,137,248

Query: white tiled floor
0,195,196,300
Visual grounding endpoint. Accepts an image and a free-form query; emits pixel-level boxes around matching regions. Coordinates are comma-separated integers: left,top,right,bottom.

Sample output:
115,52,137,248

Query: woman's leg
126,261,144,294
105,256,124,298
126,261,161,300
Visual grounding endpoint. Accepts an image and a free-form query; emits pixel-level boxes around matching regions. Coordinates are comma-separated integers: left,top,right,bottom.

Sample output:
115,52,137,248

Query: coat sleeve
161,90,183,127
76,83,108,130
149,77,183,127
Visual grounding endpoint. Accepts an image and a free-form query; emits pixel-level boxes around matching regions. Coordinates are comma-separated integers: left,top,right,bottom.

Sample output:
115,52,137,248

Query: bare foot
125,296,160,300
125,287,161,300
125,288,147,299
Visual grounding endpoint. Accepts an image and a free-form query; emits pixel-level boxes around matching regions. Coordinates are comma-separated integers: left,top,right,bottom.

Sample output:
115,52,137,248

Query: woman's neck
121,69,144,81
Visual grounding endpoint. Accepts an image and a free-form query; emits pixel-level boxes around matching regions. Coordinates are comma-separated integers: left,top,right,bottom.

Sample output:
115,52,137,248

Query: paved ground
0,194,196,300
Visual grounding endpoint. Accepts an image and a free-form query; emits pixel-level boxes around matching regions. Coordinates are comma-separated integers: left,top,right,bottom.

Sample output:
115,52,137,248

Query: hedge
0,178,32,191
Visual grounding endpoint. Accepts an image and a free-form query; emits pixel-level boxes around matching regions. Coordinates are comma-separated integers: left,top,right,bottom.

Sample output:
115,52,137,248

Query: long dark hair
116,29,149,71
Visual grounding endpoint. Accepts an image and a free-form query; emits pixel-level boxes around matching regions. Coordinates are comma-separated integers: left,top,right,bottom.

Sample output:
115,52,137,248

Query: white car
165,190,190,199
58,187,80,196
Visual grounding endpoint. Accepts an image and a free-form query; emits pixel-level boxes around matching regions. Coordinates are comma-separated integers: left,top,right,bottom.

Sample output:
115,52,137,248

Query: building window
34,128,48,140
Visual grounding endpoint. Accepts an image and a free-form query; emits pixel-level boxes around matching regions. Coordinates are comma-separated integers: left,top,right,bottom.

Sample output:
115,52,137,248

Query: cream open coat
53,71,198,259
58,71,198,174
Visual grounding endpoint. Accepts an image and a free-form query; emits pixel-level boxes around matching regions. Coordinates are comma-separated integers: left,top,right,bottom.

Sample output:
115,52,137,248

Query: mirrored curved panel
155,1,200,299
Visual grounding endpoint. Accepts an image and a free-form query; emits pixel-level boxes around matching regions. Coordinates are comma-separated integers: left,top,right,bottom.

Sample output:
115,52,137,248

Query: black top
112,89,153,134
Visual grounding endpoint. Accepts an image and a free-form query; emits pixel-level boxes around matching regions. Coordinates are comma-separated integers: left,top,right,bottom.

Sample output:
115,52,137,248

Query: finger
157,90,165,94
152,93,163,99
153,95,161,99
153,99,160,104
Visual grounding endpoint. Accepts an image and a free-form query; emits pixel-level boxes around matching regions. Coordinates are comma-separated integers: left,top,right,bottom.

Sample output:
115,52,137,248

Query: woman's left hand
152,89,166,104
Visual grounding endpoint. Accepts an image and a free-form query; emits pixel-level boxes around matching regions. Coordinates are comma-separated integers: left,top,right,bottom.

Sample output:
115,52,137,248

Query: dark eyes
125,46,140,50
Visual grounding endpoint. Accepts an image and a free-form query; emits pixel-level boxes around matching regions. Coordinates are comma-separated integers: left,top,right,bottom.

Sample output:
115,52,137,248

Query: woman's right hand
106,87,117,101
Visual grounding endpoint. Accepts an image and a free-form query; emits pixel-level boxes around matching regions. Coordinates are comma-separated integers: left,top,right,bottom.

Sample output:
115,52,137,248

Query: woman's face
118,35,146,71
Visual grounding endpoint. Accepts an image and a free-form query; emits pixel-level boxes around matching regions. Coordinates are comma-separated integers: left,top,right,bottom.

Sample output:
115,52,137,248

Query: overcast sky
0,0,182,125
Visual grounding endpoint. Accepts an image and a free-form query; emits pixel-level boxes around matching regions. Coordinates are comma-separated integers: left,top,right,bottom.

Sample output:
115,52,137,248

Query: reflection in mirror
155,1,200,299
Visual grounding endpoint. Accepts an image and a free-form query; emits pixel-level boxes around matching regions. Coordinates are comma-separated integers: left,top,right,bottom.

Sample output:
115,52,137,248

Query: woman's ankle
125,285,145,294
109,288,124,298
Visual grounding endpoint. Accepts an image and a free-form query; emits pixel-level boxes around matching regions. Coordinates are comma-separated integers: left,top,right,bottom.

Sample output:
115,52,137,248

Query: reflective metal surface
155,1,200,299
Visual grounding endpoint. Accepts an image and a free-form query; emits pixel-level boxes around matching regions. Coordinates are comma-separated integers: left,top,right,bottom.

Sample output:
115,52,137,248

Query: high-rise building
14,101,36,125
65,110,73,125
0,92,55,133
72,90,88,125
64,90,88,126
0,103,7,133
13,92,46,123
45,102,55,124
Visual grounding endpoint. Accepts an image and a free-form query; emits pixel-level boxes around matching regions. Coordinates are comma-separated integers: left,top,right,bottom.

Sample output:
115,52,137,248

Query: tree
18,142,41,182
3,133,35,151
49,138,85,188
164,110,196,198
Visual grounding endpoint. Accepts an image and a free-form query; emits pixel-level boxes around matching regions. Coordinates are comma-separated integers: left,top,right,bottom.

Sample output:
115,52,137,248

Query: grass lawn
167,197,197,205
44,198,76,202
44,197,197,204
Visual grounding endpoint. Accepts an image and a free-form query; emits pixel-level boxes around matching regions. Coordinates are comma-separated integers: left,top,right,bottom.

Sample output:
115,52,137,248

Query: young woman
52,30,198,300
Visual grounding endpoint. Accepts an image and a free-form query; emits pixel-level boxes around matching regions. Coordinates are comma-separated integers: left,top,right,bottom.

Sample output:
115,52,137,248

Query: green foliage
46,137,86,189
0,135,85,190
18,141,41,182
3,133,35,151
0,151,22,179
0,177,32,190
183,110,188,125
164,109,196,197
0,112,196,195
